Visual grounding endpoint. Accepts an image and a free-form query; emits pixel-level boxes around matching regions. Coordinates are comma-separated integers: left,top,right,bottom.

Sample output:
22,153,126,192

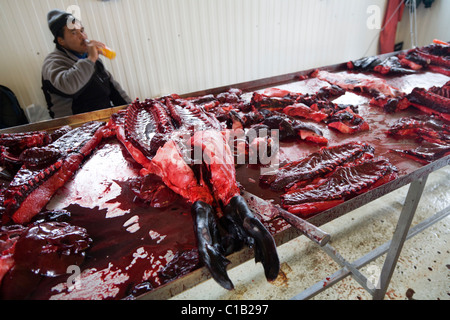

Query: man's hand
86,40,105,63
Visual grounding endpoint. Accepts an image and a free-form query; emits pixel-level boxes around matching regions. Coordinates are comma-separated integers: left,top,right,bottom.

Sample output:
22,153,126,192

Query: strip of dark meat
250,92,296,111
326,107,370,134
369,96,410,113
281,158,398,217
403,85,450,122
407,87,450,114
387,115,450,144
387,114,450,164
283,103,329,123
264,85,368,134
347,55,415,74
0,126,72,171
311,69,401,98
427,65,450,77
255,112,327,144
391,143,450,165
2,121,107,224
429,80,450,98
261,142,374,191
347,44,450,76
373,56,416,74
402,44,450,76
415,47,450,69
371,79,450,117
347,56,381,71
398,53,425,70
0,131,51,153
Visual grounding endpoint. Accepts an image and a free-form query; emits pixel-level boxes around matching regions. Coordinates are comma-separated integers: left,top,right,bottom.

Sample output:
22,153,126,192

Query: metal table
1,53,448,300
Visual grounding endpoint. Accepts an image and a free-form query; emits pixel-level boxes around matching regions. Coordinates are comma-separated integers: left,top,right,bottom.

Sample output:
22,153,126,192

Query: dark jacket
42,46,131,118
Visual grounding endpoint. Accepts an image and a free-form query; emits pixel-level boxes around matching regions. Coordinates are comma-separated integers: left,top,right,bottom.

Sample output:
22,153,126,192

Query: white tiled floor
172,166,449,300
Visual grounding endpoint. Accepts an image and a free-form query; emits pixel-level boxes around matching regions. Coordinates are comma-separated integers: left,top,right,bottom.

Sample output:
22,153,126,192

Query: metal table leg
291,174,448,300
291,204,449,300
372,176,428,299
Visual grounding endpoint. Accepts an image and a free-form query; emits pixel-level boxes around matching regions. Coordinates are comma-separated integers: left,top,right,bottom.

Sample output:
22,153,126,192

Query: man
42,9,131,118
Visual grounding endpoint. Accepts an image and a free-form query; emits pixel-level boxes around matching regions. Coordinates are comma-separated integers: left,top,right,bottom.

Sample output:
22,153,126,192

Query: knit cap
47,9,73,37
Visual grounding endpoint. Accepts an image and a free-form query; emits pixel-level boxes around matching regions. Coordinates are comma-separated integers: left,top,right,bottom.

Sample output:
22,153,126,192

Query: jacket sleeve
42,57,96,96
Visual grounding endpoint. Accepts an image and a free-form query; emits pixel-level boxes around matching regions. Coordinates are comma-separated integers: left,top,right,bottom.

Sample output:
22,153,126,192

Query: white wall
5,0,443,120
396,0,450,49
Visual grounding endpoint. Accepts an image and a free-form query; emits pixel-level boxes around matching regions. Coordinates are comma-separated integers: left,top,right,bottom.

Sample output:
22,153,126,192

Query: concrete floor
172,166,449,300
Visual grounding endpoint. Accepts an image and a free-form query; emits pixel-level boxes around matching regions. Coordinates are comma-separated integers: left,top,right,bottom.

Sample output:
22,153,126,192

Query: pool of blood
3,70,448,300
4,141,198,299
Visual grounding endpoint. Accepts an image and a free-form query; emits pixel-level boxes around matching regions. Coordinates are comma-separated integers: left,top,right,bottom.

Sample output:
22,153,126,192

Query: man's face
58,23,88,54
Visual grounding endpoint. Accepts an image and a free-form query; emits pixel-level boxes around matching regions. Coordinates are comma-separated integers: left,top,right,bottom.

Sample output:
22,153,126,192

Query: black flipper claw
192,201,234,290
224,195,280,281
